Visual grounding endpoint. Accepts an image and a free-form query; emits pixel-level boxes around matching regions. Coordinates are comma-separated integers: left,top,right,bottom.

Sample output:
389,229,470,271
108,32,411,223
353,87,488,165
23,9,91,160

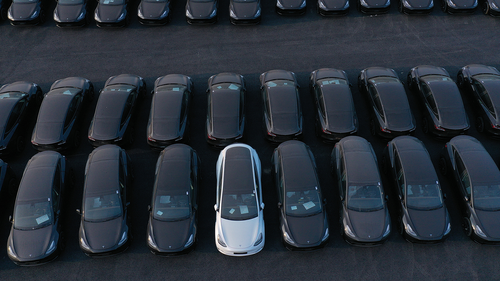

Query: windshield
317,78,348,86
59,0,84,4
156,85,186,93
84,192,122,222
422,75,454,83
406,184,443,210
369,77,400,84
103,85,134,92
285,189,322,217
99,0,125,4
153,194,190,221
347,185,384,212
0,92,26,99
266,80,296,88
473,184,500,211
14,200,53,230
211,83,241,91
474,74,500,82
221,192,258,220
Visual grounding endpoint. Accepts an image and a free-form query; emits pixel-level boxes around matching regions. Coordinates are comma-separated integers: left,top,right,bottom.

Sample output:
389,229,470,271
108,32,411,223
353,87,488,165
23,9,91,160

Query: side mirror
277,202,282,209
147,205,151,212
9,215,13,223
323,198,327,205
194,204,198,211
443,193,447,199
260,202,265,210
464,196,469,202
214,204,218,212
76,209,81,215
385,195,389,201
398,194,402,200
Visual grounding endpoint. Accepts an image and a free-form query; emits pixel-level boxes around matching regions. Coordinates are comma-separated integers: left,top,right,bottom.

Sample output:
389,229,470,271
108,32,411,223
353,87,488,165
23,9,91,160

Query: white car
214,143,265,256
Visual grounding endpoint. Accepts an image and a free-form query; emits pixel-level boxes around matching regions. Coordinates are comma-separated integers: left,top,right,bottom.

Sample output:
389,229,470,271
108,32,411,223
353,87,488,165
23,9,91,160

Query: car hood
364,0,388,6
220,217,260,249
187,1,215,18
56,4,85,21
231,1,259,18
151,118,180,141
347,208,387,240
272,113,300,135
286,212,325,245
476,209,500,239
91,118,120,140
33,122,63,144
212,116,240,138
83,217,124,251
10,2,38,19
407,207,447,238
11,226,53,260
320,0,349,9
97,4,126,21
450,0,476,7
405,0,432,8
150,217,192,251
280,0,304,8
139,1,168,18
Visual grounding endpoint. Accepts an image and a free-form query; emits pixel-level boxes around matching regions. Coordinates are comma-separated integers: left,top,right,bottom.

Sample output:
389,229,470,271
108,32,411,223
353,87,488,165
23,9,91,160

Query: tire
462,217,472,237
439,156,447,176
482,0,490,14
422,117,429,134
15,135,25,153
476,116,485,133
457,73,465,89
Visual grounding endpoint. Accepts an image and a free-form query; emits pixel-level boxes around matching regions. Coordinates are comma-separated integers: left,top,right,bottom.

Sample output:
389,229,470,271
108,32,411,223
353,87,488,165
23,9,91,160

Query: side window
121,93,136,125
278,161,285,201
64,94,82,129
254,163,261,202
5,98,26,133
394,151,405,196
369,85,384,118
239,91,245,124
474,81,495,115
421,83,438,115
180,92,188,125
119,153,126,204
455,152,471,199
339,151,346,199
315,87,326,119
190,157,197,207
52,166,61,213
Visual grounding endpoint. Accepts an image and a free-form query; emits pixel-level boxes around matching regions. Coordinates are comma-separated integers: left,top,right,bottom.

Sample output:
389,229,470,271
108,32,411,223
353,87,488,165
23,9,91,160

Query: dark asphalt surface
1,1,500,280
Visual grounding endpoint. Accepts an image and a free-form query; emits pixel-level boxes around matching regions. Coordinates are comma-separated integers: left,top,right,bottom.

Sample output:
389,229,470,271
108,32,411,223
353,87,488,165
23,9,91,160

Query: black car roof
50,77,87,91
18,151,61,201
392,137,438,184
222,146,254,193
155,145,193,195
261,70,295,85
278,141,318,191
105,74,141,88
37,89,78,123
0,81,35,95
94,90,129,119
340,137,380,184
85,145,120,196
268,86,298,114
152,89,184,120
414,65,449,78
467,64,500,77
321,84,355,129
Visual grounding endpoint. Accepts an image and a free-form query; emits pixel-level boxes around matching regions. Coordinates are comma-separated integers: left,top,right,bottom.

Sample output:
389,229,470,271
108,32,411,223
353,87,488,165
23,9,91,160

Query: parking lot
1,2,500,280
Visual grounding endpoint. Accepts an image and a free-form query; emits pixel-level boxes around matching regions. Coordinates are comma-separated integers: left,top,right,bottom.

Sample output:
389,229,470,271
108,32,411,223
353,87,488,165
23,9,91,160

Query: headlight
186,8,194,18
300,0,306,8
45,241,56,255
343,0,350,8
30,9,39,19
321,228,329,242
209,7,217,18
8,9,14,21
402,0,412,8
76,10,86,21
283,231,295,245
254,7,261,17
94,10,100,21
383,223,391,237
446,0,456,7
117,11,126,22
318,0,327,9
230,8,236,18
118,231,128,246
402,216,417,237
138,7,144,18
360,0,369,7
444,222,451,235
276,0,284,8
7,245,18,260
185,234,194,248
217,234,227,247
384,0,390,6
474,225,487,238
254,233,263,246
344,223,356,238
147,233,159,250
160,10,168,18
54,10,60,22
491,1,498,9
80,237,91,251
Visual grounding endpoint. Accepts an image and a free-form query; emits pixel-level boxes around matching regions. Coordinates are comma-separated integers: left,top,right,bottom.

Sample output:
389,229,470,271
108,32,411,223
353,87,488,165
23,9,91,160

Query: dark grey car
310,68,358,141
358,67,416,139
147,144,199,255
206,73,245,147
332,136,391,246
147,74,192,149
137,0,171,25
7,151,69,265
439,135,500,244
94,0,129,27
78,144,133,256
272,140,329,250
260,70,302,143
7,0,45,25
229,0,261,24
383,136,451,243
53,0,88,27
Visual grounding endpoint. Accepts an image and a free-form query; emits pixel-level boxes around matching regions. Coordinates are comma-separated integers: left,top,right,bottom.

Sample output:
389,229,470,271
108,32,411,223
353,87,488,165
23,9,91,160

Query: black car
147,74,192,149
7,151,69,265
357,0,390,14
457,64,500,136
147,144,199,255
317,0,350,15
53,0,88,27
275,0,306,15
94,0,129,27
408,65,469,138
441,0,477,13
310,68,358,141
439,135,500,244
206,73,245,147
138,0,171,25
0,159,17,196
332,136,391,246
383,136,451,243
185,0,218,24
88,74,146,147
260,70,302,143
78,144,133,256
32,77,94,152
229,0,261,24
272,140,329,250
358,67,416,139
481,0,500,15
397,0,433,13
7,0,45,25
0,81,43,157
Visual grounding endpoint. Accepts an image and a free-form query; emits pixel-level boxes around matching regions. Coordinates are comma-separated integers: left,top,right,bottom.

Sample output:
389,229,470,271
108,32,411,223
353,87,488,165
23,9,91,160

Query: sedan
397,0,433,13
457,64,500,136
439,135,500,244
272,140,329,250
310,68,358,141
7,151,69,265
214,143,265,256
53,0,88,27
147,74,192,149
317,0,350,15
481,0,500,15
358,67,416,139
206,73,245,147
276,0,306,15
88,74,146,147
185,0,218,24
78,144,133,256
8,0,45,25
260,70,302,142
408,65,469,138
0,81,42,157
147,144,199,255
441,0,477,13
229,0,261,24
32,77,94,152
357,0,390,14
138,0,171,25
94,0,129,27
383,136,451,243
332,136,391,245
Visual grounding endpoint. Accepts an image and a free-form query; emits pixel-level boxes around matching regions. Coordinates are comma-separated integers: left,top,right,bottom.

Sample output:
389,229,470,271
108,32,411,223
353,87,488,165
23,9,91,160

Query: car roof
155,144,193,195
268,86,298,114
211,89,240,137
18,151,61,201
50,77,87,91
466,64,500,77
105,74,141,88
152,89,184,120
278,141,318,191
85,145,121,196
339,137,380,184
0,81,35,95
94,90,129,119
392,137,438,184
373,82,413,127
222,146,254,193
261,70,296,85
320,84,355,130
210,73,242,86
37,89,78,123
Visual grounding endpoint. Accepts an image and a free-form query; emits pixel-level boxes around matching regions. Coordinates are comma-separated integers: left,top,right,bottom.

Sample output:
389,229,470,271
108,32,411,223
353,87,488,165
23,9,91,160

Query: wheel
476,116,485,133
462,217,472,237
439,156,447,176
15,135,25,153
482,0,490,14
457,73,465,89
422,117,429,134
370,119,377,136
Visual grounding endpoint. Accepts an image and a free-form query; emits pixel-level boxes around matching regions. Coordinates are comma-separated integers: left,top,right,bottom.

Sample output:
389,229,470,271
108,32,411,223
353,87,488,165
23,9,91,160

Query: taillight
381,127,391,133
322,128,332,135
147,136,156,142
207,133,216,140
492,124,500,130
435,124,445,131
